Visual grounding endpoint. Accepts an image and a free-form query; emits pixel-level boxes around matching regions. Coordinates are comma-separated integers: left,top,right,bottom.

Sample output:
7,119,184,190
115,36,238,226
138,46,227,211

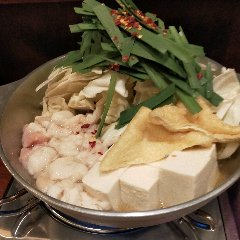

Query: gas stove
0,179,235,240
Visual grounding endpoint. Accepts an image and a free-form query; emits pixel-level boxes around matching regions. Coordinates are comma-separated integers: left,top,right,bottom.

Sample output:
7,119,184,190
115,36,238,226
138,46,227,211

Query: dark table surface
0,0,240,85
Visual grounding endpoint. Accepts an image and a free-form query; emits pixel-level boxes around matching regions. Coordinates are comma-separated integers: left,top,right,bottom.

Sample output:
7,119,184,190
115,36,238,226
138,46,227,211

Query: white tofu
207,163,219,192
82,162,125,210
119,165,160,211
150,145,218,207
83,146,219,211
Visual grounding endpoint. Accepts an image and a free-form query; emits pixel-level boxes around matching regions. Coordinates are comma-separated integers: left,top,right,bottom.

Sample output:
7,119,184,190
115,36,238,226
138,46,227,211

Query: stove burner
0,189,40,218
44,203,142,234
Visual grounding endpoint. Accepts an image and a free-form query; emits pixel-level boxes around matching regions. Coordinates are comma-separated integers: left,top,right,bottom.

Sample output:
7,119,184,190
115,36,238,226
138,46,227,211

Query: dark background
0,0,239,85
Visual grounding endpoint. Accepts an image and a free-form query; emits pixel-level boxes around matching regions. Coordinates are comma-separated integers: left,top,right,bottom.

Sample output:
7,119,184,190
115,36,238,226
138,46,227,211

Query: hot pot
0,56,239,228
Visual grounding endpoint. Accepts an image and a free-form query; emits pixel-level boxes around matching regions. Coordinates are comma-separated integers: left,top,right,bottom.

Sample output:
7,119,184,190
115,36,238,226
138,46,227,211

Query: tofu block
120,165,160,211
150,145,218,207
207,163,219,192
82,162,125,210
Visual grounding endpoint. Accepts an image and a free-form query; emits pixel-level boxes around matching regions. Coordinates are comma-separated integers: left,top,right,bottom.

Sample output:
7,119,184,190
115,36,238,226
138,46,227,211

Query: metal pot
0,56,239,228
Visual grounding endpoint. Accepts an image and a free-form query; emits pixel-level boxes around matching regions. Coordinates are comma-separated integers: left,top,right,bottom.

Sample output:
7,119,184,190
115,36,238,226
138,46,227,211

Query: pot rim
0,55,239,221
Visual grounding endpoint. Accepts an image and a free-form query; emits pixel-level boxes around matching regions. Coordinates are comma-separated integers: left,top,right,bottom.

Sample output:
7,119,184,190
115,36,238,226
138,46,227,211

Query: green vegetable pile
61,0,223,135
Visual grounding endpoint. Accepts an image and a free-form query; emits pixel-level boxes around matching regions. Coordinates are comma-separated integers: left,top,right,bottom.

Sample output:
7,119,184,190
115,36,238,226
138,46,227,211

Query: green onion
133,41,186,77
184,62,202,89
120,37,135,60
82,0,101,12
93,3,125,53
102,41,186,77
182,43,205,57
96,73,117,137
72,51,120,72
60,50,82,67
162,72,196,96
205,63,213,98
74,7,95,15
179,26,189,43
116,83,175,128
141,62,168,90
196,64,223,106
62,0,224,127
116,0,160,33
119,69,148,81
168,26,202,91
207,92,224,106
101,42,117,52
169,26,182,44
175,89,202,114
69,23,104,33
91,31,102,54
128,55,139,67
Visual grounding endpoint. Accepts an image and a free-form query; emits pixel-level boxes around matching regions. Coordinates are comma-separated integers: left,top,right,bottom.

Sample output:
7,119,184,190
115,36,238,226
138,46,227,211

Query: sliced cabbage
42,96,73,117
101,122,127,146
213,69,240,160
133,80,159,105
80,71,129,98
66,71,131,124
68,93,95,111
105,93,130,124
214,69,239,118
36,67,103,101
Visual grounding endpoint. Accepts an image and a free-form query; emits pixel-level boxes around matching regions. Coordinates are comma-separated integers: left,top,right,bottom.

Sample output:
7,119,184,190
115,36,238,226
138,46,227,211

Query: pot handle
184,209,216,231
178,209,216,240
0,189,40,218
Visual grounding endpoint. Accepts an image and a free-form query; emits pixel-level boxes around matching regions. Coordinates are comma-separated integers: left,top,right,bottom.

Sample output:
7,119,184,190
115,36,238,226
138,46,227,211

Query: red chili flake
91,129,97,134
98,151,103,155
125,22,133,30
128,16,135,23
111,9,119,15
145,17,153,24
133,22,140,29
152,24,158,29
197,72,203,80
122,55,130,62
135,9,144,18
131,32,139,37
121,19,128,26
143,17,158,29
113,64,120,71
89,141,96,148
81,124,90,129
109,63,120,71
114,19,121,26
